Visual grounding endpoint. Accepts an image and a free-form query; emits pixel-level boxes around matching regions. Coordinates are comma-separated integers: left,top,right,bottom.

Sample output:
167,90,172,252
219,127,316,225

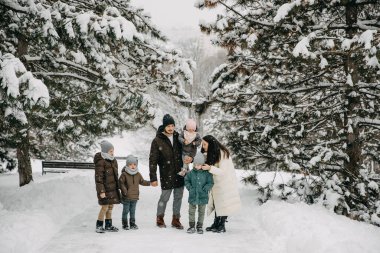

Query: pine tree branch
25,55,101,78
216,0,275,28
0,0,29,14
33,72,97,84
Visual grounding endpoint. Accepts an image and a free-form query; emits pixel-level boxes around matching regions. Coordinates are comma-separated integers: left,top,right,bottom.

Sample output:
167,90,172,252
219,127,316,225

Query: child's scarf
125,166,139,175
184,130,197,144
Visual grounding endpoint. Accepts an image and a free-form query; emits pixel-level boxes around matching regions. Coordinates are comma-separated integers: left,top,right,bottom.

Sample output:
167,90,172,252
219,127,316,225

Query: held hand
201,164,211,171
151,181,158,187
100,192,106,198
184,140,190,145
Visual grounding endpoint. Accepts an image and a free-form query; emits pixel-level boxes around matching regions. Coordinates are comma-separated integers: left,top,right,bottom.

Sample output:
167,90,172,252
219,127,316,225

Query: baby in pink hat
178,119,202,176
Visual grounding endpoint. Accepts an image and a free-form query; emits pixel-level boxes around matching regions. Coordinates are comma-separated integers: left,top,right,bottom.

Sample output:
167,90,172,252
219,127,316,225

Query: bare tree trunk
195,100,210,136
17,134,33,186
16,32,34,186
344,2,361,177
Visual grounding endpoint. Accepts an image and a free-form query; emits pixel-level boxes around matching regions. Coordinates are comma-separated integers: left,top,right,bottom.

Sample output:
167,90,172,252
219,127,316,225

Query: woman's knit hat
100,140,114,153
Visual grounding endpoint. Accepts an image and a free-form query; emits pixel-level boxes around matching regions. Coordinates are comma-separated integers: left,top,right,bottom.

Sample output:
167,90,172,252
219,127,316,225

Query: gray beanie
126,155,138,166
100,140,114,153
193,152,205,166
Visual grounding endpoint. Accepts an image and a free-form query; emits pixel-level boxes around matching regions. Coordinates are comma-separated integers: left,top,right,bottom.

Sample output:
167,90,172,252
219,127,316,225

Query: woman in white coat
201,135,241,233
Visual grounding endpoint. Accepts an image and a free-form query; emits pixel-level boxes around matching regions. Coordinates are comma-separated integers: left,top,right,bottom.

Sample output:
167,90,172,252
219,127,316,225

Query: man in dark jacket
149,114,191,229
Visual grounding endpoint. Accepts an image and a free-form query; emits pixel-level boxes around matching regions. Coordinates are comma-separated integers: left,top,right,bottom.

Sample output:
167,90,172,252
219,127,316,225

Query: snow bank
0,173,94,253
255,201,380,253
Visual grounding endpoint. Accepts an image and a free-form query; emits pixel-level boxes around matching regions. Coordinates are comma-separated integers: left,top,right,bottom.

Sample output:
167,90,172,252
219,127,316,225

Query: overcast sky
130,0,221,36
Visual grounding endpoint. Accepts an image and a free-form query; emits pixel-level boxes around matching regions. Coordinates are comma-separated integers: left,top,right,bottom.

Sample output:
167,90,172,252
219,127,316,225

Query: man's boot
96,220,105,233
122,219,129,230
206,216,220,232
171,215,184,229
105,219,119,232
156,215,166,228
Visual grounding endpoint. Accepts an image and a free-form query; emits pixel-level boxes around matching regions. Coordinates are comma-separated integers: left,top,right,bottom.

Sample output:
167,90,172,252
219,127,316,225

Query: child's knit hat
126,155,138,167
186,119,196,131
100,140,114,153
193,152,205,166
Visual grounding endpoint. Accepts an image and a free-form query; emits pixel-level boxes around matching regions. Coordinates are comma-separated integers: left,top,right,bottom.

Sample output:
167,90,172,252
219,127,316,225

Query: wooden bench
42,161,95,175
42,157,128,175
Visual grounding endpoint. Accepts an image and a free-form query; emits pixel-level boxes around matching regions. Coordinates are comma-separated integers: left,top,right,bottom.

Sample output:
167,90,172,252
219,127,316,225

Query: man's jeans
157,186,184,217
122,199,137,220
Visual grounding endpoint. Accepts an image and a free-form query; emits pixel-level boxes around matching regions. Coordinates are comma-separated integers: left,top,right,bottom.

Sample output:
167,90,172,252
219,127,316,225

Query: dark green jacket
185,169,214,205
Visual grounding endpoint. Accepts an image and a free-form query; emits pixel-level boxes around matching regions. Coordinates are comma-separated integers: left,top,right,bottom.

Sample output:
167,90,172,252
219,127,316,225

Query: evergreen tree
0,0,193,186
197,0,380,224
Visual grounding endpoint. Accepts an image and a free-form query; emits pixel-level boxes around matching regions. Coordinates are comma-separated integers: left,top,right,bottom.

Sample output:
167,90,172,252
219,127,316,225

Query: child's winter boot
187,222,195,234
105,219,119,232
122,219,129,230
96,220,105,233
196,222,203,234
130,218,138,230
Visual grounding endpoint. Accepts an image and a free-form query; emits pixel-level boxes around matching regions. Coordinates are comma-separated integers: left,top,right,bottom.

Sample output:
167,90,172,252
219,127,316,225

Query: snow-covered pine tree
196,0,380,224
0,0,193,186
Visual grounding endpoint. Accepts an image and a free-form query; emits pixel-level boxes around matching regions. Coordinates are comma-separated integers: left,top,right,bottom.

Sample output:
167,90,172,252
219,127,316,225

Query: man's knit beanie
163,114,175,128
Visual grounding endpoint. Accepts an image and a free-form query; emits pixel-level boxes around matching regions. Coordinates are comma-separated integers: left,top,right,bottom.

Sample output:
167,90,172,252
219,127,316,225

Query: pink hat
186,119,196,131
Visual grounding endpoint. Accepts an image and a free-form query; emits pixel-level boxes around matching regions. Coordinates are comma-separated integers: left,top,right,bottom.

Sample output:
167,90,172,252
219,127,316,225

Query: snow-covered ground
1,128,380,253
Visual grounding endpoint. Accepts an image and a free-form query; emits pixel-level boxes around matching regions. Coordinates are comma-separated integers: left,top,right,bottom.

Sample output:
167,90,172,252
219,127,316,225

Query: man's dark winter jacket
149,126,184,190
94,152,121,205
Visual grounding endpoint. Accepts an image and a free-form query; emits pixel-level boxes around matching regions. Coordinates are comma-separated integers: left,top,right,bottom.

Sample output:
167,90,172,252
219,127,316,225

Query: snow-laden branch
221,83,339,96
215,0,275,28
25,56,101,78
0,0,29,13
33,72,96,84
358,118,380,126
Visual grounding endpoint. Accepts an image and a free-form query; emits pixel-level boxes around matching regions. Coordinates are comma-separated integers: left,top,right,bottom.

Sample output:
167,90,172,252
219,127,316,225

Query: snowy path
39,183,256,253
34,175,380,253
2,128,380,253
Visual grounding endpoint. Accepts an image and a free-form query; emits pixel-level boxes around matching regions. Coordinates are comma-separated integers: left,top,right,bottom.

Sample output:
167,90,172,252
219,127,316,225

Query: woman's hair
201,135,230,165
